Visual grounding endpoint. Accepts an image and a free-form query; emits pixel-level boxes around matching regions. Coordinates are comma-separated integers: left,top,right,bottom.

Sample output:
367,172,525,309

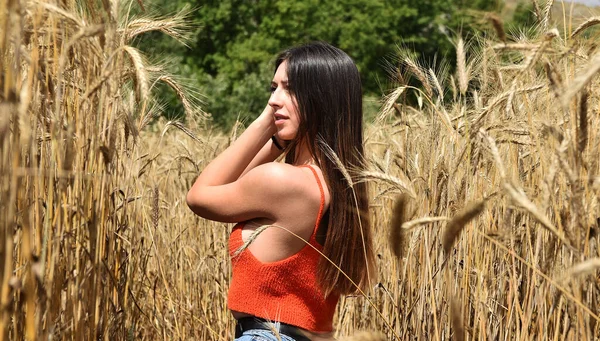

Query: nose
268,88,283,109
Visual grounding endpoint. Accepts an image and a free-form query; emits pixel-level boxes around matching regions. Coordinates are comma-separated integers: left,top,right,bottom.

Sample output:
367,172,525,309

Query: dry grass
3,0,600,340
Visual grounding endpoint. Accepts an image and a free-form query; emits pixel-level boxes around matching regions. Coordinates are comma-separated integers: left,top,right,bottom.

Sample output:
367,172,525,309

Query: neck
293,139,316,166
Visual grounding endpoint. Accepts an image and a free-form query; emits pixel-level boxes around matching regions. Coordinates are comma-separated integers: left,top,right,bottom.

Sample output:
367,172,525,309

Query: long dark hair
275,42,374,296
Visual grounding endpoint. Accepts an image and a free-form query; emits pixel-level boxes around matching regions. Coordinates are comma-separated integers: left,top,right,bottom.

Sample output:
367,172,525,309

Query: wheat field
2,0,600,340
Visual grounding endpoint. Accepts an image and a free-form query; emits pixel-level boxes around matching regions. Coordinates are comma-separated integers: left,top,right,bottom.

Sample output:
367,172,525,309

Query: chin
276,130,297,141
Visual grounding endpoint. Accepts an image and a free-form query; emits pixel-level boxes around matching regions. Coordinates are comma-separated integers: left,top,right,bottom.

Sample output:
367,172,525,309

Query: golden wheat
3,1,600,340
570,16,600,38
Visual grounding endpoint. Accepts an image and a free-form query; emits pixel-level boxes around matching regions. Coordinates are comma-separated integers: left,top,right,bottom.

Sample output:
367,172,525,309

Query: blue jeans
234,329,297,341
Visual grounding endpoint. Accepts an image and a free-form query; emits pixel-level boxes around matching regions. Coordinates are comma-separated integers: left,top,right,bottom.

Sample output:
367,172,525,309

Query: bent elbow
186,189,206,216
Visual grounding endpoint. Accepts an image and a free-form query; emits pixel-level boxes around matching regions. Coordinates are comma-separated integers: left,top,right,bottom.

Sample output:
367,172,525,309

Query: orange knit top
227,165,339,332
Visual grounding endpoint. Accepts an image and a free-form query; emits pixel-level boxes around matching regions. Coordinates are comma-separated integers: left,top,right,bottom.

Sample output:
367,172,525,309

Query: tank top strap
299,164,326,239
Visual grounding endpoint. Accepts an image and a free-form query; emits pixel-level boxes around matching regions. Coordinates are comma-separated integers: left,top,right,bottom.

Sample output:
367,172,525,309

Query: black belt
234,316,312,341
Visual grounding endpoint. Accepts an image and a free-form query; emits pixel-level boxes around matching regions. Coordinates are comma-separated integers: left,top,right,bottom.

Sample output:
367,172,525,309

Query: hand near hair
187,104,275,189
256,103,277,132
239,104,287,176
187,103,287,221
256,104,289,151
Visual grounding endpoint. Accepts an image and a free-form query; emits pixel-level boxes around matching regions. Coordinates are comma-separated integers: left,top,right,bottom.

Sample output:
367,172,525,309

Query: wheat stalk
152,186,159,230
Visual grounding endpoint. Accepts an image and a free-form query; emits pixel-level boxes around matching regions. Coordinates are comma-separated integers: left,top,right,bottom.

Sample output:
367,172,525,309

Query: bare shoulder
186,162,327,223
243,163,330,212
243,162,320,198
245,163,329,235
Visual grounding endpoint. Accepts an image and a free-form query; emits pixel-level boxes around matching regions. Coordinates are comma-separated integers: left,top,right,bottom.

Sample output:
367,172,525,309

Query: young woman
187,42,375,341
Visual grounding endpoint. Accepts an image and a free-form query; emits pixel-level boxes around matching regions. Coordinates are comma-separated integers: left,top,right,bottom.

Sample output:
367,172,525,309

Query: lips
274,113,288,121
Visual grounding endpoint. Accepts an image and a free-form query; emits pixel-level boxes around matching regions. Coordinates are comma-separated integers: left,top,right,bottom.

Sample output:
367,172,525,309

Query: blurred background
136,0,546,128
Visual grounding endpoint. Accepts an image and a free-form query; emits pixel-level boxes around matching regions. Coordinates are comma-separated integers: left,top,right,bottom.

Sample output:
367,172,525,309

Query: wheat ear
544,61,562,99
541,0,554,29
404,57,433,97
123,45,149,102
359,170,416,198
562,258,600,280
503,182,573,249
232,224,270,257
457,38,468,96
378,86,407,123
443,200,486,254
390,194,410,260
487,14,506,43
402,217,448,230
561,52,600,108
571,17,600,39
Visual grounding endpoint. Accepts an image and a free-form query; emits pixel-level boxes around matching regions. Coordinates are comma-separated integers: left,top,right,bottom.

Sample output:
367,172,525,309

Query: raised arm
190,104,276,188
186,105,289,222
240,135,286,177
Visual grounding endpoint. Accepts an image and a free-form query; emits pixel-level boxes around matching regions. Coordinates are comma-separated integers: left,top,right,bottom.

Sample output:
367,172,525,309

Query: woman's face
269,60,300,140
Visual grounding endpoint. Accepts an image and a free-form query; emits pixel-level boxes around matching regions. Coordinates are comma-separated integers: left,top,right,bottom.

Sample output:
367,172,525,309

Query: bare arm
186,161,304,223
186,105,296,222
240,137,285,177
189,104,276,188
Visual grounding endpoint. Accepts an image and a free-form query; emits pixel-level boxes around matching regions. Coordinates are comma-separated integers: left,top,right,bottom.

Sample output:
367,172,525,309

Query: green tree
137,0,515,129
508,2,537,32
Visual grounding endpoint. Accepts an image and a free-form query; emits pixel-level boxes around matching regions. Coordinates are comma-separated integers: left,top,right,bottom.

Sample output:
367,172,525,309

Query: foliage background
136,0,536,128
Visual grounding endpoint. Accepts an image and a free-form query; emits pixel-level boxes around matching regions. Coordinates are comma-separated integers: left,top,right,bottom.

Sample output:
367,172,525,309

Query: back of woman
186,41,375,341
